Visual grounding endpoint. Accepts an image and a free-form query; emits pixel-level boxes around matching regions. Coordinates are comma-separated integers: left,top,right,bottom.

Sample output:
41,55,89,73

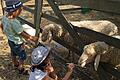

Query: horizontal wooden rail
55,0,120,14
73,26,120,49
100,62,120,79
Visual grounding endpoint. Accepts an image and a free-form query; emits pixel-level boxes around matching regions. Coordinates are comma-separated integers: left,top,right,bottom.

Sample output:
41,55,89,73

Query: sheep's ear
94,54,101,71
48,32,53,43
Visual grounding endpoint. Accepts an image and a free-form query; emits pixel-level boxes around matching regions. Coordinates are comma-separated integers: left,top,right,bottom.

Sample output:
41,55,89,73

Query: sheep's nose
78,58,87,67
81,61,87,67
78,55,89,67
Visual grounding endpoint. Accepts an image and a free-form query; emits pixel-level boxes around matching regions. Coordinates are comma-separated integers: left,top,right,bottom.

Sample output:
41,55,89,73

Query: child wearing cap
29,44,75,80
0,0,38,74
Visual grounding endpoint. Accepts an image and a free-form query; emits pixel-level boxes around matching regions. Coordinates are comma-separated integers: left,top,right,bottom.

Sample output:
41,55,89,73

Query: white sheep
41,20,118,45
78,35,120,71
71,20,118,36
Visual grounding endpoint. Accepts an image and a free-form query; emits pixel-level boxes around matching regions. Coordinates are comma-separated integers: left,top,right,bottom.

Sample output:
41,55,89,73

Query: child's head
31,45,51,71
5,0,23,16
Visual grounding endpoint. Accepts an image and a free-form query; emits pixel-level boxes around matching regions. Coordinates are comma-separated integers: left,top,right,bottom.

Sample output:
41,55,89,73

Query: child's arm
62,63,75,80
11,22,38,43
20,31,38,42
43,75,55,80
0,23,3,32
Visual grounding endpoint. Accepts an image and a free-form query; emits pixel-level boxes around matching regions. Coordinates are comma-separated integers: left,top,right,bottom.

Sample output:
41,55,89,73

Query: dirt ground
0,0,120,80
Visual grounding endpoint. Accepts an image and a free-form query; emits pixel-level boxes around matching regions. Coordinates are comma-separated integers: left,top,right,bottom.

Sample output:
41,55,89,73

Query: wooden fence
18,0,120,80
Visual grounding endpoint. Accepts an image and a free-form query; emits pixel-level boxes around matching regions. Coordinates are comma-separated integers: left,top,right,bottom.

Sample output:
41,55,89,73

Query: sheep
71,20,118,36
78,41,109,70
41,20,118,45
78,35,120,71
41,21,119,80
41,24,67,43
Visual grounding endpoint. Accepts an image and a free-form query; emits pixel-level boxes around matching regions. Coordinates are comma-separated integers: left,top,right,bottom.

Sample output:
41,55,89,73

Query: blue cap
31,46,50,66
5,0,23,12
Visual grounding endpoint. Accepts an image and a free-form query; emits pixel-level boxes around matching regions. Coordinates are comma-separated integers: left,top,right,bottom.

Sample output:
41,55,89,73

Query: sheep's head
41,24,59,42
78,42,109,70
41,24,62,43
41,28,52,43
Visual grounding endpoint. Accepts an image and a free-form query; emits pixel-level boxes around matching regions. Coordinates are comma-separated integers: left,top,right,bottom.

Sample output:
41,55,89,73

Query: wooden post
47,0,85,52
0,0,4,15
34,0,43,44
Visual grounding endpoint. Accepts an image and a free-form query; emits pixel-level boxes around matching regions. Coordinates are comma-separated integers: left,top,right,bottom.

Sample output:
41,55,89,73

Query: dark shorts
8,40,27,60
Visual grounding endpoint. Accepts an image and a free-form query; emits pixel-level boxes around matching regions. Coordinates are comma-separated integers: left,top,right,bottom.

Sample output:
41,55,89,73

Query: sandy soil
0,0,120,80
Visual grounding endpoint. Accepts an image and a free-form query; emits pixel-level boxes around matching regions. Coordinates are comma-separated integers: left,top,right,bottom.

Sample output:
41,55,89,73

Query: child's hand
21,43,26,50
45,66,54,74
67,63,75,72
29,36,38,42
27,36,38,45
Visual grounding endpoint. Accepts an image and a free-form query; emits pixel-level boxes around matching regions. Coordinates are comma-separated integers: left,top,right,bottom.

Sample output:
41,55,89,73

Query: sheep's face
78,42,109,68
78,45,96,67
41,29,52,42
41,24,63,43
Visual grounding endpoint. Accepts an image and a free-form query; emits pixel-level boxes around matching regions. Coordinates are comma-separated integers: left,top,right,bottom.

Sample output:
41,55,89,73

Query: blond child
0,0,38,75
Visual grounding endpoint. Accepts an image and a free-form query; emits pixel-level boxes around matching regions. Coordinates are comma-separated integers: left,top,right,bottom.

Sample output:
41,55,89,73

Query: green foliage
81,8,91,14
